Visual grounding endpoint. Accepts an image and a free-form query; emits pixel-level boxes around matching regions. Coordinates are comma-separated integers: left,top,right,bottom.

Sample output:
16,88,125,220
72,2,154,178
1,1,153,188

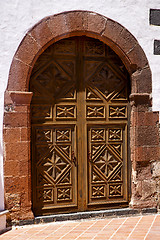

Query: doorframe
3,10,159,220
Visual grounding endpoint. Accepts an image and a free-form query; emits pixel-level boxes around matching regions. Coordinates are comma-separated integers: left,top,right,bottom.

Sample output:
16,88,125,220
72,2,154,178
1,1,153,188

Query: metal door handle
88,151,92,162
72,151,77,166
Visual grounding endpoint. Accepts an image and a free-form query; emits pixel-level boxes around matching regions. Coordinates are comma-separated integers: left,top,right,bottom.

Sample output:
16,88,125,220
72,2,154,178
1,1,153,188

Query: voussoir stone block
64,11,85,32
8,58,32,91
46,14,68,38
103,19,123,43
14,34,40,66
87,12,107,34
127,44,148,69
116,28,138,54
131,67,152,93
28,18,53,49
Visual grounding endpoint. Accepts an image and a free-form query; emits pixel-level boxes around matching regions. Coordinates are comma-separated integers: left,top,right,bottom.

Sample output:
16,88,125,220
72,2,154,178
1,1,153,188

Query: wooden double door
30,36,130,216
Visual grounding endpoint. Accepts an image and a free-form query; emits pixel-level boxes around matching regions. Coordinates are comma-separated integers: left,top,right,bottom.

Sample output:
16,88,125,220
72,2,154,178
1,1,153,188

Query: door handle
88,151,92,163
71,151,77,166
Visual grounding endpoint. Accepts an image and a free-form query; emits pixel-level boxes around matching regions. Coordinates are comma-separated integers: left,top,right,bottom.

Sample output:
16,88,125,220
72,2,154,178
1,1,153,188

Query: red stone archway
3,11,159,221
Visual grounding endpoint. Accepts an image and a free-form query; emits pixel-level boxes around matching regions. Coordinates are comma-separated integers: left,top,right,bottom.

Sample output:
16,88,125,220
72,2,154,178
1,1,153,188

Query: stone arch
7,11,151,93
4,11,159,221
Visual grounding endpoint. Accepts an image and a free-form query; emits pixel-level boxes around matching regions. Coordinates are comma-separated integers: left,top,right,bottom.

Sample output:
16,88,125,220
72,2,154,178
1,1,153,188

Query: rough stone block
135,126,159,146
131,67,152,93
127,44,148,69
14,34,40,66
8,59,31,91
5,142,29,161
87,12,107,34
4,112,29,128
151,161,160,178
65,11,84,32
116,28,137,54
133,111,159,127
142,179,157,200
3,128,21,143
135,146,159,162
29,19,53,48
5,193,21,211
103,18,123,43
4,160,20,177
20,127,30,142
47,14,68,38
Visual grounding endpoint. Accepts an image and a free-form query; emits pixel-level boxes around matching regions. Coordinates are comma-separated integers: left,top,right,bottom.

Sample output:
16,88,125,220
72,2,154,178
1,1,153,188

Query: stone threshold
13,207,158,226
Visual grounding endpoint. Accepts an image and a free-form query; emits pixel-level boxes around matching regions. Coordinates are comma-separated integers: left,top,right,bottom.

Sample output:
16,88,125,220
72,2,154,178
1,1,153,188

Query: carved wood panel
33,126,77,210
30,36,129,215
88,125,126,204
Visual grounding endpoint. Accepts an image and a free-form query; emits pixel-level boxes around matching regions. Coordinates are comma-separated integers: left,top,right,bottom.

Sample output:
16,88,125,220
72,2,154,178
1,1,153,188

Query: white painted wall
1,0,160,212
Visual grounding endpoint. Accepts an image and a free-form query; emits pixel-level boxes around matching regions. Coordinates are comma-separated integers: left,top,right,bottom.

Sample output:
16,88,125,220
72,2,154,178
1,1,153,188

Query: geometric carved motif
91,185,105,198
86,87,101,100
109,105,127,118
108,129,122,141
31,105,52,119
85,39,105,56
91,129,105,141
86,64,124,100
109,184,122,197
36,129,52,143
33,126,75,209
88,126,124,201
30,36,129,214
57,187,71,201
110,144,122,157
56,105,76,119
93,148,121,177
56,129,71,142
37,188,54,203
86,106,105,119
42,149,69,181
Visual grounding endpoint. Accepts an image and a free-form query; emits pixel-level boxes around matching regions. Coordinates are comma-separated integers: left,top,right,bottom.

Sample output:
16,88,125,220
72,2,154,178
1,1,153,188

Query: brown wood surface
30,36,130,216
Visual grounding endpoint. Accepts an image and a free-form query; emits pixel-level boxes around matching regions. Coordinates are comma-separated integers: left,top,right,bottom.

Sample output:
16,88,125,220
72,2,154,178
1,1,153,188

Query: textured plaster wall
1,0,160,209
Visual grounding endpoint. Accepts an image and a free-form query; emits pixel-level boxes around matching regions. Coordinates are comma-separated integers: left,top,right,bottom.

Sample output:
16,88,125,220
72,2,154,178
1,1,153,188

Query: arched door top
7,10,151,95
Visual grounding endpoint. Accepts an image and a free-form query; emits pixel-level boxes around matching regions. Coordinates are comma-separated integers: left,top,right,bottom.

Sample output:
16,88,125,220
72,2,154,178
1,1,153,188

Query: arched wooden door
30,36,130,216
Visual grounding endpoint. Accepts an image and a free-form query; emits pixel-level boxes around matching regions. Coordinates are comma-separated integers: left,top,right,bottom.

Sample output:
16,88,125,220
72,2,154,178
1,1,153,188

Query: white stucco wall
1,0,160,211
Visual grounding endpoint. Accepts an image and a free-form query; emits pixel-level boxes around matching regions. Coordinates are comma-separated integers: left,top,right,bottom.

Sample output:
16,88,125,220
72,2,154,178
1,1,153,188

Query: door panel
87,124,127,206
30,36,130,215
32,125,77,214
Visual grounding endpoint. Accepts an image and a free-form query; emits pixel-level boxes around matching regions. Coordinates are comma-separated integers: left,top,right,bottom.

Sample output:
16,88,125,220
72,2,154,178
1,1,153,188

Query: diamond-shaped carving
60,171,71,184
40,148,70,182
94,148,121,177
